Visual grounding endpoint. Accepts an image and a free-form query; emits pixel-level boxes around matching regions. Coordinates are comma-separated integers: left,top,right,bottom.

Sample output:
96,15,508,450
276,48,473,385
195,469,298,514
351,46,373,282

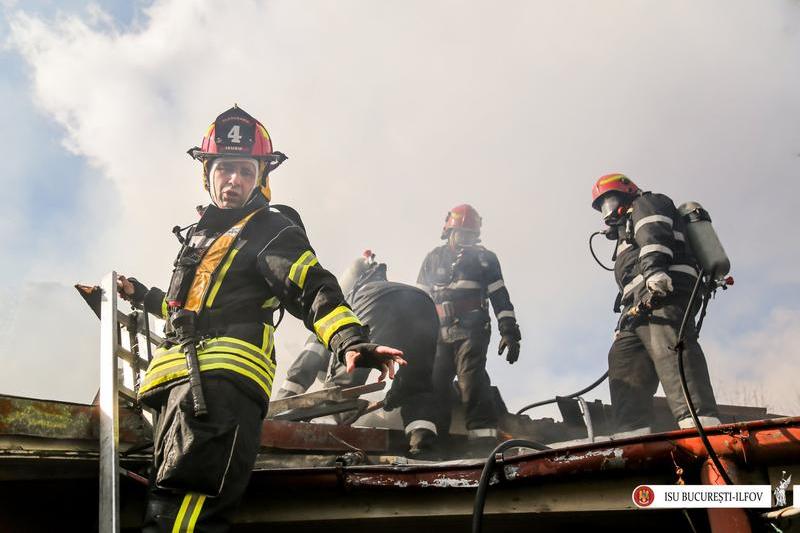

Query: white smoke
2,0,799,413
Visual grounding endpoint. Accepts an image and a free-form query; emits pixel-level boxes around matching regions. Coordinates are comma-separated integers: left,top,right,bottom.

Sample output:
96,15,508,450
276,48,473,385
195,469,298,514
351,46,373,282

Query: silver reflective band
404,420,438,435
634,214,673,234
639,244,673,259
617,241,633,256
468,428,498,439
669,264,699,278
448,280,482,290
487,279,505,293
497,310,516,320
673,231,685,242
280,380,306,395
622,274,644,298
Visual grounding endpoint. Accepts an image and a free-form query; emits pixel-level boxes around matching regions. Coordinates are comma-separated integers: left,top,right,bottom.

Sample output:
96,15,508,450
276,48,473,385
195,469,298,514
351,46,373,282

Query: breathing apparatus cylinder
677,202,730,283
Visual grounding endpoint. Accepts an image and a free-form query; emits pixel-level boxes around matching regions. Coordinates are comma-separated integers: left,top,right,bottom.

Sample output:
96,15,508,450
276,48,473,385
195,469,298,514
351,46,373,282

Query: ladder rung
116,310,164,345
114,346,150,369
119,384,137,403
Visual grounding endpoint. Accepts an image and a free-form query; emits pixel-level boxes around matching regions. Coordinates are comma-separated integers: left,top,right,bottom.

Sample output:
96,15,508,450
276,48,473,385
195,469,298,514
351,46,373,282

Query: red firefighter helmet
188,105,287,201
441,204,482,239
591,173,640,210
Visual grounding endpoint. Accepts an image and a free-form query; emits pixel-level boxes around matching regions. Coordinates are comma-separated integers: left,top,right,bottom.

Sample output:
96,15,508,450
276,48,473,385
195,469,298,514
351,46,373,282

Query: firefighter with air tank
590,173,723,437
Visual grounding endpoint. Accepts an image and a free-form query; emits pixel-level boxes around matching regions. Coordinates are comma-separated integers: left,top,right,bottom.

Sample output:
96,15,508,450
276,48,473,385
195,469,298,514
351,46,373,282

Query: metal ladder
98,271,162,532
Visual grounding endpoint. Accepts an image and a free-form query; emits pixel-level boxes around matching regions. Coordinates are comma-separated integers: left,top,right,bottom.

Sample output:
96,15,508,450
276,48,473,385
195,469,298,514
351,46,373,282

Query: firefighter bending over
417,204,521,450
591,173,720,437
276,251,440,457
117,105,404,532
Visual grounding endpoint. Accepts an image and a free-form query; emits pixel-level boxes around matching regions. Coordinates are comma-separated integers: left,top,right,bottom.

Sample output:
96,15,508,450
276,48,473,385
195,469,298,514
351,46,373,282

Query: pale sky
1,0,798,416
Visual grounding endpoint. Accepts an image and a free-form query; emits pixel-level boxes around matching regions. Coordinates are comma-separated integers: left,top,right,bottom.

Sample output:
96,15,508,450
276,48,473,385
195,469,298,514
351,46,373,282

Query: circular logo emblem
632,485,655,508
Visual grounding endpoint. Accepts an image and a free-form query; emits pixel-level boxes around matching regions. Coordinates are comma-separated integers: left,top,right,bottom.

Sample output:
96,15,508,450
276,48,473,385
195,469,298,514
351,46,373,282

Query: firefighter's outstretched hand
116,275,135,301
116,274,147,306
498,335,520,364
345,344,406,381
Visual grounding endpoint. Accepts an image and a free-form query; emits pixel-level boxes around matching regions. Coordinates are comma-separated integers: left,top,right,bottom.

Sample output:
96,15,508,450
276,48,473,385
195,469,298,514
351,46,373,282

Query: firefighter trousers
142,377,264,532
608,299,719,433
431,328,496,436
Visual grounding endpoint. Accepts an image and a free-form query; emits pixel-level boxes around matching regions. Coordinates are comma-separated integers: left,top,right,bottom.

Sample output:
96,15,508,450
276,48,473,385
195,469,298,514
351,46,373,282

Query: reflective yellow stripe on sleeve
313,305,362,348
161,297,168,319
288,250,319,290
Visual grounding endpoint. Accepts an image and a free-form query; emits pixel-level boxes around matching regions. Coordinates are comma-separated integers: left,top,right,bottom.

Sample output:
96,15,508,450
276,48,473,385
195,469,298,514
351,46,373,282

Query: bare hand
345,345,406,381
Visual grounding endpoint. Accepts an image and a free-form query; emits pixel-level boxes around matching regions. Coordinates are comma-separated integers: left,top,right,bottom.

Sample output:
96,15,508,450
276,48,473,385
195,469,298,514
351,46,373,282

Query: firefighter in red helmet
417,204,521,451
116,105,405,532
591,173,720,438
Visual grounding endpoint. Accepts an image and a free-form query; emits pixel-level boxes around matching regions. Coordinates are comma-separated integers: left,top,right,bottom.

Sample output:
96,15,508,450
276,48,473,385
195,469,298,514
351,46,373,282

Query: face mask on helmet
597,194,628,226
209,157,259,209
449,229,479,249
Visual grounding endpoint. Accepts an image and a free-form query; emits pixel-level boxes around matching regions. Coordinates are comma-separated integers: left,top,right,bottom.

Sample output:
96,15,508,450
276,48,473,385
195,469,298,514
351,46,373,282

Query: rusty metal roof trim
248,416,800,491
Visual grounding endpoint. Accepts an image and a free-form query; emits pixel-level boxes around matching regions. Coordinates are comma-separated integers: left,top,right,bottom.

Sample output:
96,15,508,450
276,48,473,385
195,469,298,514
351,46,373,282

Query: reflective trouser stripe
288,250,319,289
313,305,363,347
172,492,206,533
467,428,497,439
405,419,438,435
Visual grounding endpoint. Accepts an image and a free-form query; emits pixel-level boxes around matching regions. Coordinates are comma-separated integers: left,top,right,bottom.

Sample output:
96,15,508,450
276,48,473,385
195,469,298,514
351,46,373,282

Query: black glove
343,342,384,369
118,276,148,307
498,335,520,364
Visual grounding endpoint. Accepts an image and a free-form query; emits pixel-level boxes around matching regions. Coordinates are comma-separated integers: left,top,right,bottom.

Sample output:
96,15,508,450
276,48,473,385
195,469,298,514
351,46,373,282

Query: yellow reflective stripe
198,350,275,381
140,366,189,394
262,325,274,356
147,351,185,371
204,336,269,358
288,251,318,289
599,173,626,186
161,297,168,319
187,494,206,532
261,296,279,309
200,362,272,396
172,493,194,533
205,246,241,308
297,256,318,289
313,305,362,347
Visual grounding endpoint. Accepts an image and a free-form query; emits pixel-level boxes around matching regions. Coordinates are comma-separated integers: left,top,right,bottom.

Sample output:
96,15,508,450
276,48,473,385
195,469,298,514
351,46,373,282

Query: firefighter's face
210,158,259,208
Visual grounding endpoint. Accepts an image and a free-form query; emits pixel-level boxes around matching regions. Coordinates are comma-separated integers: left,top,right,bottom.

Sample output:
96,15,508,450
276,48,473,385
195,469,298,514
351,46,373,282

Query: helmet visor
209,157,259,208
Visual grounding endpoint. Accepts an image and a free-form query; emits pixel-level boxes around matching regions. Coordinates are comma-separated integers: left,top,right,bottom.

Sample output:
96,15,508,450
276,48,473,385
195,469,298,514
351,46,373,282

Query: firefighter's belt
435,298,484,320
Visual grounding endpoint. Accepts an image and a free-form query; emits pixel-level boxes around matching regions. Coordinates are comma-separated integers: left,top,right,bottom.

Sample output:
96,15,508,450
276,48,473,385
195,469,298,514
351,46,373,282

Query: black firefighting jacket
137,195,366,408
613,192,700,311
417,244,520,340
